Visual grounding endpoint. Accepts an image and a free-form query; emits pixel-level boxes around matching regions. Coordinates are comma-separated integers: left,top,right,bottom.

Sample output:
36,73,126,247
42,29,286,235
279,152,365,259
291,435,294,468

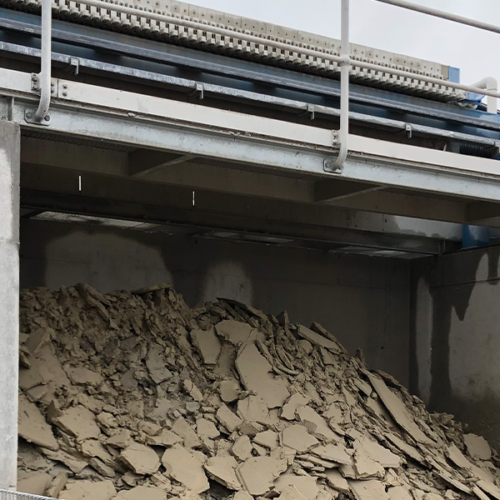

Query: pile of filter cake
17,283,500,500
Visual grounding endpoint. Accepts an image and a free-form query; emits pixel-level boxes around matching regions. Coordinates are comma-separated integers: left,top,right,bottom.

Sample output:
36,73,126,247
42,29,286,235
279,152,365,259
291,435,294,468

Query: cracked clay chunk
217,404,243,432
297,325,340,352
275,475,319,500
220,379,241,403
311,444,351,465
205,456,242,490
325,470,350,494
353,438,401,468
296,406,339,442
277,485,309,500
352,449,384,479
236,343,290,409
114,486,167,500
281,394,310,421
464,434,492,461
216,320,255,345
254,430,279,449
120,443,160,475
52,405,101,442
236,456,287,496
197,418,220,440
190,327,222,365
172,416,201,449
281,425,319,453
387,487,413,500
65,366,103,387
232,435,253,462
237,396,269,424
363,371,434,446
349,480,389,500
18,394,59,451
59,480,116,500
146,345,172,384
162,444,210,493
191,327,221,365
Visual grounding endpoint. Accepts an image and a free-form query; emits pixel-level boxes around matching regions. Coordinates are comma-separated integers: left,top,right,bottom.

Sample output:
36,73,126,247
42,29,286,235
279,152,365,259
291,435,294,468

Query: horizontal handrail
67,0,500,99
373,0,500,35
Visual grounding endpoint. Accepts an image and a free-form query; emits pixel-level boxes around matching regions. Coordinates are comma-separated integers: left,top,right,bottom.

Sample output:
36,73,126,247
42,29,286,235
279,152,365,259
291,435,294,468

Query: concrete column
0,121,20,490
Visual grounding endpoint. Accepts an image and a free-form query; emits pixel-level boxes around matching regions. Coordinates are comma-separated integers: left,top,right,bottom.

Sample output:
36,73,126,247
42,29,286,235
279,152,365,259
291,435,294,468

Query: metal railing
30,0,500,170
0,490,57,500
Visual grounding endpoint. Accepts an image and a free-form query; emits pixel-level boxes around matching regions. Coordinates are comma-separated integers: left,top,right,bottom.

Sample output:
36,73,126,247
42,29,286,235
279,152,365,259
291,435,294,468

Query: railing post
333,0,350,170
34,0,52,123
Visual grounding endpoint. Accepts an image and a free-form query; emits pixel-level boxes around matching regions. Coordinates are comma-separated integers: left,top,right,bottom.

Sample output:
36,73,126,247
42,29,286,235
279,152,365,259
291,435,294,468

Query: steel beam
21,138,469,223
129,150,196,178
1,68,499,213
13,100,500,206
20,188,456,255
20,163,462,244
315,179,383,202
0,121,20,489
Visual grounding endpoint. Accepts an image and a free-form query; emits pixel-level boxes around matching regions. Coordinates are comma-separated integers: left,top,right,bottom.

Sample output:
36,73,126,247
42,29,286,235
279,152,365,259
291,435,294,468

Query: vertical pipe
0,122,21,490
34,0,52,122
334,0,350,169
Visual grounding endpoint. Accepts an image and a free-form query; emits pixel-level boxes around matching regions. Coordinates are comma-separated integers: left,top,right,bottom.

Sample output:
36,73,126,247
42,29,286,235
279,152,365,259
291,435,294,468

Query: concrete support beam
129,149,196,178
0,121,20,489
315,179,383,202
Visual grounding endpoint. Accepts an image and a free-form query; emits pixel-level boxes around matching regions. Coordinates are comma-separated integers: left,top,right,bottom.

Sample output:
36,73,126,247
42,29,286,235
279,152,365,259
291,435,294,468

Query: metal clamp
64,57,80,75
324,157,344,174
25,108,51,125
398,123,412,139
300,104,315,120
189,83,205,99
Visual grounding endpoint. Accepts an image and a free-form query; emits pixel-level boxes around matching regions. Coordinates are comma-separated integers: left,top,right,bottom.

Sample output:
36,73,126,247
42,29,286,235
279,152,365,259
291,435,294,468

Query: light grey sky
189,0,500,94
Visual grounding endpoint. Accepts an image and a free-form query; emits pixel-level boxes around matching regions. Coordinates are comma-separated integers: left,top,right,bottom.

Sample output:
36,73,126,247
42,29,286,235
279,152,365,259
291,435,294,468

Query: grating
0,490,57,500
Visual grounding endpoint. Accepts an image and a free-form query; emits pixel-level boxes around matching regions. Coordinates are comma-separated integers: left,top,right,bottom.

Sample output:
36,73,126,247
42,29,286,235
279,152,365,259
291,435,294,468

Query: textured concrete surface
20,218,411,385
0,121,20,489
412,246,500,451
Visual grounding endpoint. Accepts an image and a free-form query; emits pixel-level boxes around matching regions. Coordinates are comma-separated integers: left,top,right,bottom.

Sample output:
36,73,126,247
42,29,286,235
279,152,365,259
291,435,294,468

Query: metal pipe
72,0,500,100
373,0,500,35
34,0,51,122
335,0,350,169
471,77,498,114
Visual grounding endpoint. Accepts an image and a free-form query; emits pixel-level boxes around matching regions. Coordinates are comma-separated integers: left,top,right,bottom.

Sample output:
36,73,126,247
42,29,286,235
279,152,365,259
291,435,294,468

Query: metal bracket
189,83,205,99
64,57,80,75
300,104,315,120
60,82,69,98
397,123,412,139
323,157,344,174
31,73,40,92
25,108,51,125
31,74,58,96
405,123,413,138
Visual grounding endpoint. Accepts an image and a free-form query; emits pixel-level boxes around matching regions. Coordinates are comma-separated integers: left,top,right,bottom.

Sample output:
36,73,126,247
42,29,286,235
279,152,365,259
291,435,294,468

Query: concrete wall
411,246,500,451
20,218,411,385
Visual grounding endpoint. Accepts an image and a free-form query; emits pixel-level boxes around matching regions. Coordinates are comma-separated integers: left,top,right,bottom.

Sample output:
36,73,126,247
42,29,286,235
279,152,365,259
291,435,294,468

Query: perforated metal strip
3,0,465,101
